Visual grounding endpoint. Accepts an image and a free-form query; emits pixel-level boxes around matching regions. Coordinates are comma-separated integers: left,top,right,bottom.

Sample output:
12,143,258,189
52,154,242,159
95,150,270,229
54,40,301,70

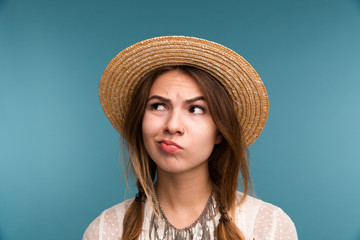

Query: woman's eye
151,103,166,111
189,106,205,114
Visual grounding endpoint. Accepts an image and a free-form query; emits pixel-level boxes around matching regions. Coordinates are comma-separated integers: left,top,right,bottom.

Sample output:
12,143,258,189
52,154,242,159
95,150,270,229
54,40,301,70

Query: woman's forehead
149,70,204,99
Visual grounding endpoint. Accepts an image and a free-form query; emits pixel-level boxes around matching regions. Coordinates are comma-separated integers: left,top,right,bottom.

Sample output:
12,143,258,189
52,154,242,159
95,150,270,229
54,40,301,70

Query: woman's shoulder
234,191,298,240
106,198,135,213
235,191,283,210
234,191,293,216
82,198,134,240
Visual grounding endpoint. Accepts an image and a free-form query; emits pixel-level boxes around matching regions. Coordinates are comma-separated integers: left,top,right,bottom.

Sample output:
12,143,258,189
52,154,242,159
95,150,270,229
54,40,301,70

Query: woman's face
142,70,222,175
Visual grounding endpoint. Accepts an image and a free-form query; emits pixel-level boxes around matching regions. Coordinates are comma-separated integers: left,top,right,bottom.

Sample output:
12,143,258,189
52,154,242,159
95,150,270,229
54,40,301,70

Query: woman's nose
164,110,185,135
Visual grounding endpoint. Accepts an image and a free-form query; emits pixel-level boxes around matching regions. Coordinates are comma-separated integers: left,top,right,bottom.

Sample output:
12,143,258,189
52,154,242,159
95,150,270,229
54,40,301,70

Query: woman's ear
215,133,222,144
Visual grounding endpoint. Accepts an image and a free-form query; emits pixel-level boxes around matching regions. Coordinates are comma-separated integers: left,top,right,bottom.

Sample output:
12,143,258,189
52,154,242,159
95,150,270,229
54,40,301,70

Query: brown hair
121,66,251,240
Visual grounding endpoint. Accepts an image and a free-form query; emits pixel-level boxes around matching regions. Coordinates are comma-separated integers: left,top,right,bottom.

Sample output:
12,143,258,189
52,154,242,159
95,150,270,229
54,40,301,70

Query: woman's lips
158,140,183,154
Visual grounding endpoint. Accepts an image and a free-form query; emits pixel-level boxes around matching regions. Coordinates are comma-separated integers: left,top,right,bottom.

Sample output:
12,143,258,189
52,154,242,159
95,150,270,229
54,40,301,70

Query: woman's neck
154,164,212,228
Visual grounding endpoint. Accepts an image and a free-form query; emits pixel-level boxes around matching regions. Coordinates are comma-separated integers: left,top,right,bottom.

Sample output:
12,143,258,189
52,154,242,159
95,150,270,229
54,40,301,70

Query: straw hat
99,36,269,147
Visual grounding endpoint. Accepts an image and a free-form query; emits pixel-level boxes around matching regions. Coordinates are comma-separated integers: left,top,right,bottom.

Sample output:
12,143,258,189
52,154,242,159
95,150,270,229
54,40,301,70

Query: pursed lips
157,139,183,154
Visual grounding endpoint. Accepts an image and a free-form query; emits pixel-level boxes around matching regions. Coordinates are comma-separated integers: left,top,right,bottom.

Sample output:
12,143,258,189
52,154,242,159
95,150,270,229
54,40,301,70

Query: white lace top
83,192,297,240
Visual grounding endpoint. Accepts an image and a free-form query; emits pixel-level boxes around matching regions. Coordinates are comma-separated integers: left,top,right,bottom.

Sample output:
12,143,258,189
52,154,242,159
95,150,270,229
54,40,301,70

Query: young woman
83,36,298,240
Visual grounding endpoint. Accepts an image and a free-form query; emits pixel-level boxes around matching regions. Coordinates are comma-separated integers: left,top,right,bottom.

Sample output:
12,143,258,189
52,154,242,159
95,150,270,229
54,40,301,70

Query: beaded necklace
149,192,218,240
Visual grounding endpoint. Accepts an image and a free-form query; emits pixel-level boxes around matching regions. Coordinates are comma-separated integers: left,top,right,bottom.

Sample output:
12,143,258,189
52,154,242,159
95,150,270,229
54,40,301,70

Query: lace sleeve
83,215,100,240
83,207,121,240
253,203,298,240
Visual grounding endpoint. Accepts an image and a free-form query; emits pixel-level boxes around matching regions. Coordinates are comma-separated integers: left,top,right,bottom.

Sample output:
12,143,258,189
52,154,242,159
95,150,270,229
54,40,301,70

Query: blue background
1,0,360,239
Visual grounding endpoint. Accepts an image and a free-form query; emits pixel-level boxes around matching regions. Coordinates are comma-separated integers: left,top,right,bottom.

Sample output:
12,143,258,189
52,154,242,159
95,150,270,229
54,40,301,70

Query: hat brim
99,36,269,147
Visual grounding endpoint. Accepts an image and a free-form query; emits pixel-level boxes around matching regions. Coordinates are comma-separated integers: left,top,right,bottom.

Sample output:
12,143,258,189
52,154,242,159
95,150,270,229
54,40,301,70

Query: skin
142,70,222,228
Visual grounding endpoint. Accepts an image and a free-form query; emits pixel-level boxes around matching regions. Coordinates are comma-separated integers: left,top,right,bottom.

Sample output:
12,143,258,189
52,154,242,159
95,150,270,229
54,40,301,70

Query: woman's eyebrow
147,95,205,103
147,95,170,103
184,96,205,104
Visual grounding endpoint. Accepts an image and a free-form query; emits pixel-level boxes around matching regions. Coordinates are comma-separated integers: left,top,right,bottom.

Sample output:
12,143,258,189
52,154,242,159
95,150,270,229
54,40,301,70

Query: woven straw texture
99,36,269,147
